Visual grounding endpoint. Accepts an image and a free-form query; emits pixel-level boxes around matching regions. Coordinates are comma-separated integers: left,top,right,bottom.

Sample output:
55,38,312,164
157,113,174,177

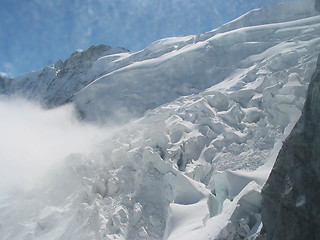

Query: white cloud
0,96,111,192
0,72,9,78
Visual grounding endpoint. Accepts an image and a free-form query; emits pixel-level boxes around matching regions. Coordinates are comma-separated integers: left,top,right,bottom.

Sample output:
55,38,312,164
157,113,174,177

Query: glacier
0,1,320,239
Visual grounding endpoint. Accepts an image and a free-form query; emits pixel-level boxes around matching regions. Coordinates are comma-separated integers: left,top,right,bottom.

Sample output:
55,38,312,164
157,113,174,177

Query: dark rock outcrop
0,75,11,94
316,0,320,12
261,53,320,239
261,1,320,239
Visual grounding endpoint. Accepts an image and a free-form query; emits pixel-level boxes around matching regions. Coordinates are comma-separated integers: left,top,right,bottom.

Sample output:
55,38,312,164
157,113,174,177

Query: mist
0,96,111,192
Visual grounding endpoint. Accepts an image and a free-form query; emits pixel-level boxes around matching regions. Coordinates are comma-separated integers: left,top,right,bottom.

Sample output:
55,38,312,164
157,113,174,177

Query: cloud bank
0,96,110,192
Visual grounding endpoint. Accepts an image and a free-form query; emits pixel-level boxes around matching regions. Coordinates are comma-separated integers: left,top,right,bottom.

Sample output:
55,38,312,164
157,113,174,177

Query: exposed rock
0,75,11,94
261,54,320,239
316,0,320,12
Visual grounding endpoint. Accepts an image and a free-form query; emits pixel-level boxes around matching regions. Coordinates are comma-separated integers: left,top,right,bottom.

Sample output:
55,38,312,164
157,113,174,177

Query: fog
0,96,111,192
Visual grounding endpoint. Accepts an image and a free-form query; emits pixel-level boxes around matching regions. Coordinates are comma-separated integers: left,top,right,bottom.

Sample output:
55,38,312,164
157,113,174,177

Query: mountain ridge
1,1,319,123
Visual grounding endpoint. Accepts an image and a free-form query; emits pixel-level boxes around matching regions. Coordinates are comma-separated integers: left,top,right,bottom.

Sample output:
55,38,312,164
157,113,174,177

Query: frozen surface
0,2,320,240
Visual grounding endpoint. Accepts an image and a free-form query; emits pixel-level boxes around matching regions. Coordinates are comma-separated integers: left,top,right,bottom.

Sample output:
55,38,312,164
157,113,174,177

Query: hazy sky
1,0,298,77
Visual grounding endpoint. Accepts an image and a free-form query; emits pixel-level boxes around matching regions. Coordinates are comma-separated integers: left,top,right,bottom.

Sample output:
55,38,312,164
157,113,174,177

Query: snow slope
1,1,320,240
72,0,319,123
1,45,129,106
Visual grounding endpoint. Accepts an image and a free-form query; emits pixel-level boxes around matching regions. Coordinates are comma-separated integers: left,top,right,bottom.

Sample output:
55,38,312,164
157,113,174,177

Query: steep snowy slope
1,45,129,106
0,1,320,240
71,0,319,123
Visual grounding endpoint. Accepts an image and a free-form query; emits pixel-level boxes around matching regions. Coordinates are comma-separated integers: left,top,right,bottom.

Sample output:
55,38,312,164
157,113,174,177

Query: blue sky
1,0,297,77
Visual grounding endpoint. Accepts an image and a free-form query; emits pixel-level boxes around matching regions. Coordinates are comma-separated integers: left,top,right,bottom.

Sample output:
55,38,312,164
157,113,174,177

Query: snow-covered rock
2,45,129,106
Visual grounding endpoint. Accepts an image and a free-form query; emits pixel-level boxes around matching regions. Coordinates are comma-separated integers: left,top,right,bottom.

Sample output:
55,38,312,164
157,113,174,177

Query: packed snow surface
0,1,320,240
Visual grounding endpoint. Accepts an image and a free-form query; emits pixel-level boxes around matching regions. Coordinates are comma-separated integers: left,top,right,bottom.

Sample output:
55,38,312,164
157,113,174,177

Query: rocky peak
54,44,128,77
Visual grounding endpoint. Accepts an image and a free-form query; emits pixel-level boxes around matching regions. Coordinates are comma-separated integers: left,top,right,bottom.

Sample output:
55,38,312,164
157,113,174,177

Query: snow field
72,5,320,124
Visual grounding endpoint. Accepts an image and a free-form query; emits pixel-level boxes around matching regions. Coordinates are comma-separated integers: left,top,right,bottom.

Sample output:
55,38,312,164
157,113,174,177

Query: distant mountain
0,1,319,240
0,45,129,107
